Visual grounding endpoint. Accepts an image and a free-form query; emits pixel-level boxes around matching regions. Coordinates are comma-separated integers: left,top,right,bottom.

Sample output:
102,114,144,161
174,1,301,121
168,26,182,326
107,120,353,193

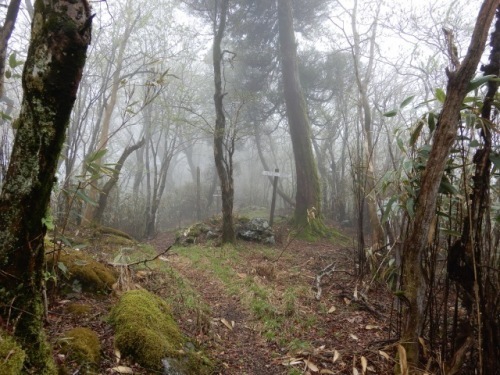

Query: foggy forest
0,0,499,374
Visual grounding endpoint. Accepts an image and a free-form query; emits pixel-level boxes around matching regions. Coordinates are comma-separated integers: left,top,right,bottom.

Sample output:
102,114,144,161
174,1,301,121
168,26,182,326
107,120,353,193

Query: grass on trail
170,243,319,352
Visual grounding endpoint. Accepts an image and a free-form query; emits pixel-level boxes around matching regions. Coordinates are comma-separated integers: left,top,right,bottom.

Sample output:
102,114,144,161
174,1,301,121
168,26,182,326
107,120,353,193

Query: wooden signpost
262,168,290,226
213,187,222,214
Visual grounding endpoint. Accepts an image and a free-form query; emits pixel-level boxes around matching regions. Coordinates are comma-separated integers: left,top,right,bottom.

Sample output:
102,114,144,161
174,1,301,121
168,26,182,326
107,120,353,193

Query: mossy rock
65,303,91,317
47,249,117,293
109,290,213,374
0,331,26,375
59,327,100,373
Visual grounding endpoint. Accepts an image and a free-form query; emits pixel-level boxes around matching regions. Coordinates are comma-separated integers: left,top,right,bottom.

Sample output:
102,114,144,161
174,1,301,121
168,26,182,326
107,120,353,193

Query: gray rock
236,218,275,244
162,358,183,375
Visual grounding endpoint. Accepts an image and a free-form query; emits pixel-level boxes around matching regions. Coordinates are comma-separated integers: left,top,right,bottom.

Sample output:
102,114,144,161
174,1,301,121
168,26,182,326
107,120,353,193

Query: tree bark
400,0,498,370
446,7,500,373
213,0,235,243
0,0,91,372
277,0,321,226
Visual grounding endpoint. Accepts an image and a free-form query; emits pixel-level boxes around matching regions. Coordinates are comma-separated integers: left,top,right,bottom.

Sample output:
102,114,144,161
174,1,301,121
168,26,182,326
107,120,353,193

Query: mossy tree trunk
0,0,91,372
277,0,321,227
399,0,497,370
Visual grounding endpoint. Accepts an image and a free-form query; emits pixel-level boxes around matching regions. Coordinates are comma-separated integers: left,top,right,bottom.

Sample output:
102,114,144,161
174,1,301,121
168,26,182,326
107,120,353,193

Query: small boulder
236,218,275,245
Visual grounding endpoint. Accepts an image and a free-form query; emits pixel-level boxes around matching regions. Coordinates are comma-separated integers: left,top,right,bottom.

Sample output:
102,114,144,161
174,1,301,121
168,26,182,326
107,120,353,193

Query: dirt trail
149,232,282,374
149,230,395,375
174,259,280,374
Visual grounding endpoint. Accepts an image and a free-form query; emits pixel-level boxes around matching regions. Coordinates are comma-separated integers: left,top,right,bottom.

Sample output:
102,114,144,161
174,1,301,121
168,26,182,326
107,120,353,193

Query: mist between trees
0,0,499,373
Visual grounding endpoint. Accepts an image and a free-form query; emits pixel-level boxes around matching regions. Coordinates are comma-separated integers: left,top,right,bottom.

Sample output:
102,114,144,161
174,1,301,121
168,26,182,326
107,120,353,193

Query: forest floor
46,221,398,375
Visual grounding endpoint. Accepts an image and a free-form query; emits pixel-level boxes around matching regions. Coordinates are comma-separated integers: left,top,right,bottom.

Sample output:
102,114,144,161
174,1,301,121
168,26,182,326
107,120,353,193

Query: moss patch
109,290,213,373
48,249,117,293
0,331,26,375
59,327,100,372
65,303,91,316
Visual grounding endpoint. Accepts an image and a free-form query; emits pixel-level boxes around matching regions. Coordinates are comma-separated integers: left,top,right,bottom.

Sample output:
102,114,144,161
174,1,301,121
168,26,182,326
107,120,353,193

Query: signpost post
262,169,290,226
213,187,222,215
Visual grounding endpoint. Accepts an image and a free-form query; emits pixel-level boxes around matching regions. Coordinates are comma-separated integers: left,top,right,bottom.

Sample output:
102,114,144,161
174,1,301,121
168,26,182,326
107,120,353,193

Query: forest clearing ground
44,225,396,374
149,226,396,375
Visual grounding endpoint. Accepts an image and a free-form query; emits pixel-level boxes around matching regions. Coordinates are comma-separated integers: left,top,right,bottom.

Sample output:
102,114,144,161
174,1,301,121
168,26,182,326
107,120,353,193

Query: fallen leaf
282,357,303,366
379,350,390,360
333,349,340,363
397,344,408,375
353,368,360,375
111,366,133,374
231,320,235,328
220,318,233,330
320,370,335,374
419,337,428,358
347,317,356,323
349,334,359,340
304,359,319,372
365,324,379,330
328,306,336,313
114,349,121,363
361,356,367,374
353,285,358,300
344,297,351,305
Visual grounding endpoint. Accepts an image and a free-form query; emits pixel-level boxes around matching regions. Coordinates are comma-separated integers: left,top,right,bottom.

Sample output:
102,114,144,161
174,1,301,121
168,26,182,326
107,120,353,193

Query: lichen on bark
0,0,92,372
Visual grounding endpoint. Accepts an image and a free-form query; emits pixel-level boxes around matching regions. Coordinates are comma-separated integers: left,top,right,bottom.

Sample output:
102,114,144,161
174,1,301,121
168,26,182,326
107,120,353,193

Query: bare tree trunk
349,0,385,249
93,138,145,223
277,0,321,226
400,0,498,370
83,11,138,222
0,0,21,98
446,7,500,373
0,1,91,371
213,0,235,243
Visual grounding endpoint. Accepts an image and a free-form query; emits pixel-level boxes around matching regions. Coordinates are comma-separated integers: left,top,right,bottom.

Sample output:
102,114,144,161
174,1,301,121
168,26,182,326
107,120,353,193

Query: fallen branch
314,262,336,300
109,244,173,268
335,291,384,319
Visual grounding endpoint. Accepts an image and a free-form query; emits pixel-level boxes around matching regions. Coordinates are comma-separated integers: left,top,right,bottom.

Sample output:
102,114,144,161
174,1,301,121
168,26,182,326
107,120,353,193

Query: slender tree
212,0,235,243
0,0,92,372
399,0,498,370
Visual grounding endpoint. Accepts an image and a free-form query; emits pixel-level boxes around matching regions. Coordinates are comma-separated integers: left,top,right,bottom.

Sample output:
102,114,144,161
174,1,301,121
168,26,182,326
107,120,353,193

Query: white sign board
262,170,280,177
262,171,291,178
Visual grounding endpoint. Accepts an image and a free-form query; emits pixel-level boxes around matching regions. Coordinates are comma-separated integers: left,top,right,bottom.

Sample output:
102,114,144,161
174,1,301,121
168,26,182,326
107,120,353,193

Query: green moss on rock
109,290,213,374
0,331,26,375
59,327,100,373
65,303,91,317
47,249,116,293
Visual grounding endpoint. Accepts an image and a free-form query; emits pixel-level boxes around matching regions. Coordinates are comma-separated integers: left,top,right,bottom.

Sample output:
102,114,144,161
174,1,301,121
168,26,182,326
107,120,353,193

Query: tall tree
277,0,321,226
399,0,498,370
0,0,91,372
212,0,235,243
